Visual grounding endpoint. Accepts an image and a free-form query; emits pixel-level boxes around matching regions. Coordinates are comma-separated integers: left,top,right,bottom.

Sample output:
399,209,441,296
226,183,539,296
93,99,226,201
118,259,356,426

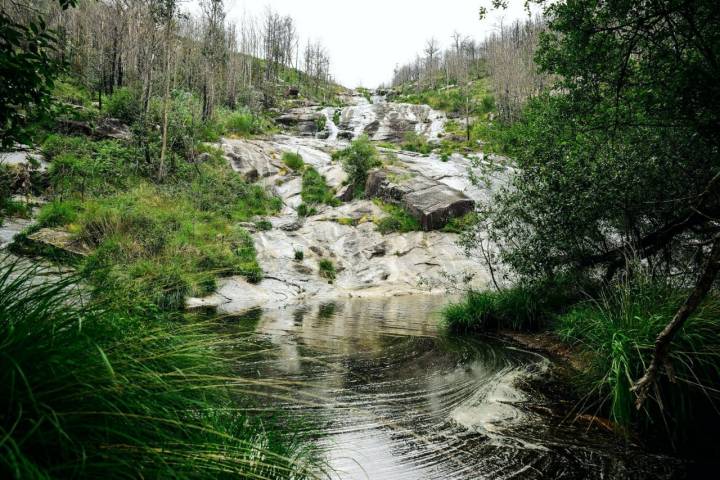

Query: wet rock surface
366,167,475,230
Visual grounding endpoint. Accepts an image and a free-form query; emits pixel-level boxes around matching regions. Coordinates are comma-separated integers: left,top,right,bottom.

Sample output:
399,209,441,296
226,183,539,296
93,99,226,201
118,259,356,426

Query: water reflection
221,296,679,479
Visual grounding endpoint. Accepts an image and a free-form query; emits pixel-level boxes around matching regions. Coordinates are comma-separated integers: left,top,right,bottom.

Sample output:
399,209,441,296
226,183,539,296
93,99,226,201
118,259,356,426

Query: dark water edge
201,295,703,479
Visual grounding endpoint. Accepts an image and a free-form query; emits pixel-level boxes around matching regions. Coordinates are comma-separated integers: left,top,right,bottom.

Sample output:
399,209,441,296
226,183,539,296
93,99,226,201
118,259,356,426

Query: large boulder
366,168,474,230
276,108,324,136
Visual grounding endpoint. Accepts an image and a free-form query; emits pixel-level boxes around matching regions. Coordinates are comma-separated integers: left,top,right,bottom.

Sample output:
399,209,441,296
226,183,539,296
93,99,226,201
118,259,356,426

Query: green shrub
223,110,255,136
105,87,140,123
442,212,477,233
332,135,381,198
0,262,318,479
36,199,80,227
302,167,339,206
282,151,305,171
401,131,433,154
318,259,336,281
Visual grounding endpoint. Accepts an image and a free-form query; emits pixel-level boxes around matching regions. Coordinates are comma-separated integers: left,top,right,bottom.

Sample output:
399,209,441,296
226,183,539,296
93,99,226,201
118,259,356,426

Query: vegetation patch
282,151,305,171
301,167,340,207
318,258,336,281
0,262,319,479
332,135,381,198
373,200,421,234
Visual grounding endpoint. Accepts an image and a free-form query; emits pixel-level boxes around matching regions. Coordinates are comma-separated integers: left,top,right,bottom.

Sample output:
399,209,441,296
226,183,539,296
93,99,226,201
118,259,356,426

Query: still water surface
224,296,678,480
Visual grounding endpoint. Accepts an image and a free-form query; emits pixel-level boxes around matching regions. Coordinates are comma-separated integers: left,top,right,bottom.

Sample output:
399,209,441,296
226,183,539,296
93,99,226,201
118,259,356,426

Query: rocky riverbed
189,93,509,313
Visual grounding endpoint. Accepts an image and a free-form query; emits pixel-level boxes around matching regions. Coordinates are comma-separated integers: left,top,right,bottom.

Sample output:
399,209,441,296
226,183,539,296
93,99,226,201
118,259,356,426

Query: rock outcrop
366,168,475,230
275,108,325,137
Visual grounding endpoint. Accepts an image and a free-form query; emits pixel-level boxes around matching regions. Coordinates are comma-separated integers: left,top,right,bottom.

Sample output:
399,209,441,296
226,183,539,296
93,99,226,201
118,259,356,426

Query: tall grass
0,261,321,479
556,276,720,442
443,275,590,332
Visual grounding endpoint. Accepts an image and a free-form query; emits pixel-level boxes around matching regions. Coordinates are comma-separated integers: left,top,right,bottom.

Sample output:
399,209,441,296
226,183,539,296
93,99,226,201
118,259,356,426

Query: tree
477,0,720,402
0,0,77,147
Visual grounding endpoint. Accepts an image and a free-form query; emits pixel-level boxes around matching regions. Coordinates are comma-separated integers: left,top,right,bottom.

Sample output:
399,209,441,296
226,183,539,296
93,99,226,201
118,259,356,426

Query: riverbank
443,279,720,469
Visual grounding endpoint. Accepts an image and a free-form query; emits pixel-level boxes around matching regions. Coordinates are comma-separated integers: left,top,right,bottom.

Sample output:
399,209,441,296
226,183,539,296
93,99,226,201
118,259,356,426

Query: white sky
191,1,539,88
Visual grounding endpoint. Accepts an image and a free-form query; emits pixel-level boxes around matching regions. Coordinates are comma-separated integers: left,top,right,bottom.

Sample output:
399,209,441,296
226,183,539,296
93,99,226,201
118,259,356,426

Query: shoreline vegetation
400,0,720,466
1,0,339,477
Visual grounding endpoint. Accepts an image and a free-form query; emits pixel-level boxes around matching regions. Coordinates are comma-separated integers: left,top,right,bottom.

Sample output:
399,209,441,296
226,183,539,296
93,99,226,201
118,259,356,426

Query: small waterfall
319,107,340,141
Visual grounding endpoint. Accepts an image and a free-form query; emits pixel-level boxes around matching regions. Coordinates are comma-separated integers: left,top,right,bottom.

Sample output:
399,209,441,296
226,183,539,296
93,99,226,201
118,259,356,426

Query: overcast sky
196,1,539,88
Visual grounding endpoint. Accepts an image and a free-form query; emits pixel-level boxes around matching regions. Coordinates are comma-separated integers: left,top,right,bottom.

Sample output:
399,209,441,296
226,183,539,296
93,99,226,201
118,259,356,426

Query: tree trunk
159,22,172,180
632,236,720,408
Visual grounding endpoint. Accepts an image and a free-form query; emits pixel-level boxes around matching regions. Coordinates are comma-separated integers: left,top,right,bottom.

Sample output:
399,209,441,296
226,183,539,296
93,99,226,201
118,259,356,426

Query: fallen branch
632,236,720,408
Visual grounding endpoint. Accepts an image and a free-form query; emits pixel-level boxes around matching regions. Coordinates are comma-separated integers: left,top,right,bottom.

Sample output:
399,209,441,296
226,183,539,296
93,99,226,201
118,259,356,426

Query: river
219,296,680,479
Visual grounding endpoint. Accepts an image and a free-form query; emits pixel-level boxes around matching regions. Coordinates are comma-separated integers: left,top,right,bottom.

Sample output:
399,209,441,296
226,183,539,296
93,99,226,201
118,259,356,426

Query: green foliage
374,201,420,234
0,262,318,479
296,203,317,217
301,167,340,206
479,0,720,279
332,135,381,198
315,114,327,132
219,108,270,137
556,276,720,442
441,212,477,233
401,131,433,154
318,258,336,281
104,87,140,123
255,219,272,231
36,199,80,227
443,275,591,332
332,109,341,125
0,7,67,147
282,151,304,171
294,249,304,261
70,185,263,311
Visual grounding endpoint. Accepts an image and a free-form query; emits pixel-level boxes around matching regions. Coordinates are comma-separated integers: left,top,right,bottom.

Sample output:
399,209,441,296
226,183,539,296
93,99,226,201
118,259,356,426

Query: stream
222,296,681,479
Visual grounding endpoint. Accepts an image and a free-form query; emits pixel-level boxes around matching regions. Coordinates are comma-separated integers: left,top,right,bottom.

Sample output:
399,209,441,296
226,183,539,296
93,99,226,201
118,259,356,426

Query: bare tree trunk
632,236,720,407
159,21,172,180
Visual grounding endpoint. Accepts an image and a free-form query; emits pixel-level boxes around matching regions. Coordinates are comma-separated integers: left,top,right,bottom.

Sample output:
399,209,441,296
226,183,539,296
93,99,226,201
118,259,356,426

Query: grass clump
296,203,317,217
0,262,319,479
294,249,304,261
282,151,305,171
555,276,720,441
443,275,589,333
374,200,420,234
401,131,433,154
302,167,340,207
332,135,381,199
318,259,336,281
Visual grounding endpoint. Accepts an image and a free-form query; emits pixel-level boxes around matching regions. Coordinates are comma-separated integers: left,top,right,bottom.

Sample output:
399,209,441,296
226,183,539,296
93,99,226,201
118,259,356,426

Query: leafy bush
332,135,380,198
0,262,318,479
401,131,433,154
282,151,305,171
221,109,254,136
296,203,316,217
36,199,80,227
104,87,140,123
